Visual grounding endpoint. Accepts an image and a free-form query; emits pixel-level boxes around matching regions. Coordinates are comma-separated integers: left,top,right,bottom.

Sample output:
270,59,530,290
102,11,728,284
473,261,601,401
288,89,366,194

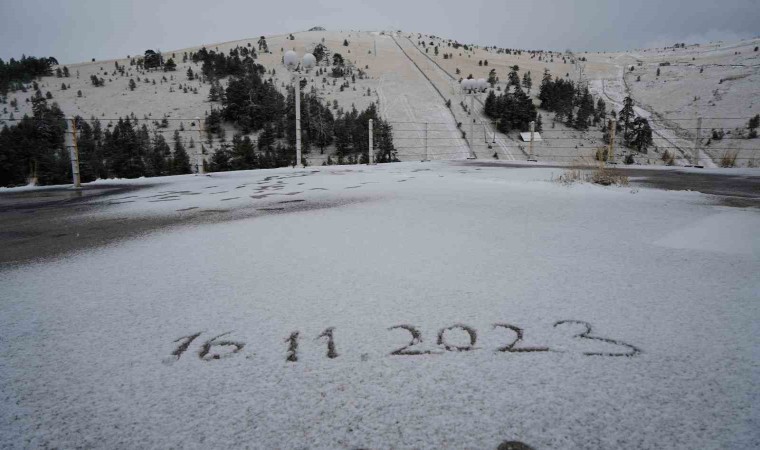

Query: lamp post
460,78,488,159
284,50,316,168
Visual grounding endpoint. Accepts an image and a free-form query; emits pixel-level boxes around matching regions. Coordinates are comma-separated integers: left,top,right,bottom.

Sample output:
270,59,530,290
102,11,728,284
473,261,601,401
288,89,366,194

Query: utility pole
368,118,374,164
68,118,81,188
295,72,302,168
195,117,205,175
608,119,617,164
424,122,429,161
693,117,702,167
527,120,536,161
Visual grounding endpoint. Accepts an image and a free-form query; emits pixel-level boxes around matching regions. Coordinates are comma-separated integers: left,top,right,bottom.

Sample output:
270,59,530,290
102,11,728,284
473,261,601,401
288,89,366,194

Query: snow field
1,162,759,448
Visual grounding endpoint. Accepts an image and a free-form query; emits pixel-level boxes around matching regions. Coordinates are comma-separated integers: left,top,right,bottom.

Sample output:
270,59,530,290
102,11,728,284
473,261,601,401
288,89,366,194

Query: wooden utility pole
608,119,617,164
368,119,374,165
68,118,81,188
528,120,536,161
424,122,429,161
693,117,702,167
195,117,205,175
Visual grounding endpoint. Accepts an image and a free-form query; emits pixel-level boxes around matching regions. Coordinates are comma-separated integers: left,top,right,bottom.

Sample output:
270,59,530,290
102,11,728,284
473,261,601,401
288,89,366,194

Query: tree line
536,70,653,154
204,59,396,170
0,55,57,95
0,94,194,186
483,66,539,133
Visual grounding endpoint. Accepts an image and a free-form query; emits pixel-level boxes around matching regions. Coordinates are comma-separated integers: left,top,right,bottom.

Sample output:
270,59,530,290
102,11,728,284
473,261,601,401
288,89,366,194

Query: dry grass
555,159,629,186
661,150,675,166
595,146,610,162
592,167,629,186
720,150,738,168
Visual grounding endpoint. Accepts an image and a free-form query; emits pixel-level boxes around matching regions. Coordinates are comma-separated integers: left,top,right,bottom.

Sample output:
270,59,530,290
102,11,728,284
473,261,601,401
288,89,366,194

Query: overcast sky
1,0,758,64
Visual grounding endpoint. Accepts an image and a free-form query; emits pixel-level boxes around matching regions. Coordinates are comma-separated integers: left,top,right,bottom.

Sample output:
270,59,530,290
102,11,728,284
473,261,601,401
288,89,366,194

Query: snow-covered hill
2,30,758,167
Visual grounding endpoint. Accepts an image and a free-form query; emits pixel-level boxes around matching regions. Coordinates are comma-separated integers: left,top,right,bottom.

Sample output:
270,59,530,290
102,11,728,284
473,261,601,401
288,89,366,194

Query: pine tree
619,96,635,142
171,130,191,174
484,90,497,117
574,88,594,130
507,65,520,88
630,117,653,153
231,134,257,169
595,98,606,125
147,133,170,176
521,71,532,93
128,78,136,91
164,58,177,72
748,114,759,130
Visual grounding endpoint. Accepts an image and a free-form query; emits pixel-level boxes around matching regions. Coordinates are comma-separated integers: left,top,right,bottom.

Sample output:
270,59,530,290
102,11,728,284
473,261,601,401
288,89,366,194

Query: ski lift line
5,117,756,125
401,143,760,150
395,145,469,149
394,137,479,140
42,128,760,143
62,140,256,148
390,151,760,160
390,134,760,144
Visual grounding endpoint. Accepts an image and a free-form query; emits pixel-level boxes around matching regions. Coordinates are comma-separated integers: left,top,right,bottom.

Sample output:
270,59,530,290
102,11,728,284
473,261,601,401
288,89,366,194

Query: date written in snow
168,321,641,362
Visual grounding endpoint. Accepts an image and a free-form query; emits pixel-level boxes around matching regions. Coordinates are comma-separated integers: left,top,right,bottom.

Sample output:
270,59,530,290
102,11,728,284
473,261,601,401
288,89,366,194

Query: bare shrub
591,166,629,186
720,150,738,168
555,161,628,186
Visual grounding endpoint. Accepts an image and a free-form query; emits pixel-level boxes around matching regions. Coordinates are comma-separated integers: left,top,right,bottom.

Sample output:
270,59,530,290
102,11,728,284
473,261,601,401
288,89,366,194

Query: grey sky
1,0,758,64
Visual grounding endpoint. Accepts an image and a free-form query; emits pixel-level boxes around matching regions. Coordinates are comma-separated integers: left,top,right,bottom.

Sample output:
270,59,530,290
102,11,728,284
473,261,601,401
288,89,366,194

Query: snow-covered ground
1,162,759,448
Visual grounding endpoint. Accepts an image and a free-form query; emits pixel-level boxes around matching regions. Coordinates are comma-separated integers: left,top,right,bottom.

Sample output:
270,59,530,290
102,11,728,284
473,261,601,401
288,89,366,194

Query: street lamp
460,78,488,159
284,50,316,167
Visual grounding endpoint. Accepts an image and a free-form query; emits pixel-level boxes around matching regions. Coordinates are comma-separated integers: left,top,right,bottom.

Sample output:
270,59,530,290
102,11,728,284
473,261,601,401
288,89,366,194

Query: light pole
460,78,488,159
284,50,316,168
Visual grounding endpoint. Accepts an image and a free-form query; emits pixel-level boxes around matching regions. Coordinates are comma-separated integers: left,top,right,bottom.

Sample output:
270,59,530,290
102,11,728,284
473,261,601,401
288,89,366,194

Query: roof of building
519,132,543,142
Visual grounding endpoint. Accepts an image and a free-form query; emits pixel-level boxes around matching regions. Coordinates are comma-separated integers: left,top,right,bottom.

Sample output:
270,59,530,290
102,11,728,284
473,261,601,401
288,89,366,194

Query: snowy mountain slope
1,30,758,166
